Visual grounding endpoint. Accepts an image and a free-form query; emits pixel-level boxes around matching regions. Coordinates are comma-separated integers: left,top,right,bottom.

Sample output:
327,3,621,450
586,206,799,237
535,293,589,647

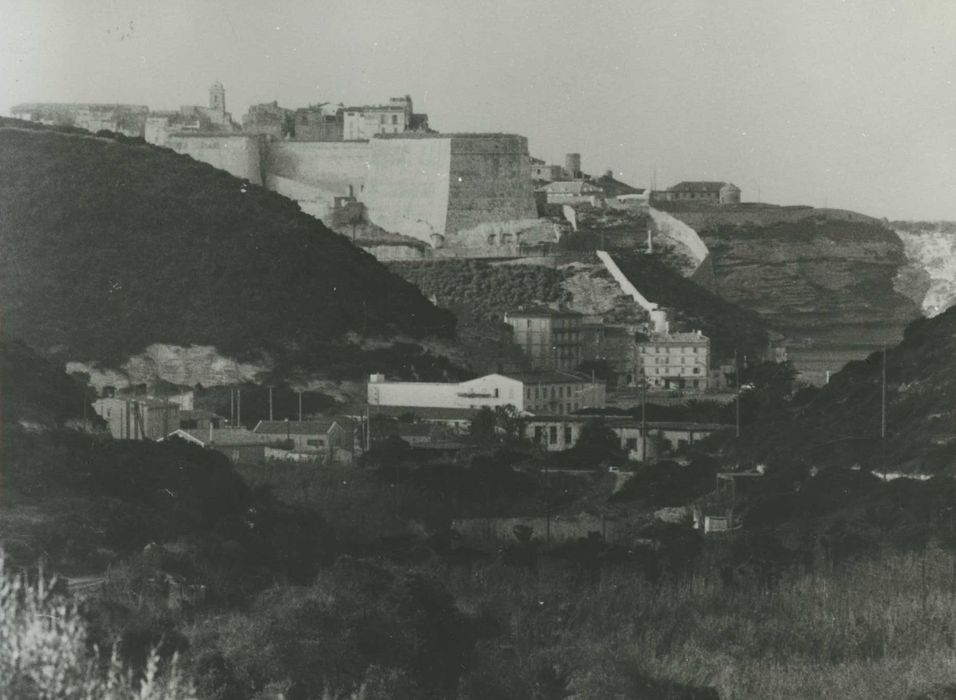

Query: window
392,114,398,124
549,426,558,445
306,438,325,447
626,438,637,450
534,426,545,444
564,426,572,444
493,388,500,398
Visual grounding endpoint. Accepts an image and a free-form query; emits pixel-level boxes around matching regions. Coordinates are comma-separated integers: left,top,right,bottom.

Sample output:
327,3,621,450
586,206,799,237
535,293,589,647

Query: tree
572,419,624,467
468,407,497,447
494,404,524,444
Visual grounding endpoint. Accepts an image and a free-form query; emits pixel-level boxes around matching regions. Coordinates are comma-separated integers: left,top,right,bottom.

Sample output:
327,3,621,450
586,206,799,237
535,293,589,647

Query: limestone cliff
891,221,956,317
695,215,921,382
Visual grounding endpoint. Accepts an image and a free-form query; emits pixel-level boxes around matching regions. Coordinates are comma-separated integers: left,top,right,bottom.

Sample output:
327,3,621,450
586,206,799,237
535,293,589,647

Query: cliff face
697,217,922,381
891,222,956,317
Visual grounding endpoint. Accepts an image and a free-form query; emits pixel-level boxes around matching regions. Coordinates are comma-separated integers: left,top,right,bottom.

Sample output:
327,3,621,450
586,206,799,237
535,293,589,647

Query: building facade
653,181,741,206
536,180,605,205
504,307,584,372
242,101,295,138
634,330,711,391
367,371,605,416
342,96,427,141
253,419,354,461
93,397,181,440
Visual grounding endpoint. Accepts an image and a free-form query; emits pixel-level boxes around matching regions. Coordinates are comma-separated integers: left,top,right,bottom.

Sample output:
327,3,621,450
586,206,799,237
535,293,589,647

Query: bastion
162,131,539,247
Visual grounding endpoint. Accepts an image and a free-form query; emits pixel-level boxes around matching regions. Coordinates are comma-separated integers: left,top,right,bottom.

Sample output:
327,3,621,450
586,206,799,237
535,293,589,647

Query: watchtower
209,81,226,115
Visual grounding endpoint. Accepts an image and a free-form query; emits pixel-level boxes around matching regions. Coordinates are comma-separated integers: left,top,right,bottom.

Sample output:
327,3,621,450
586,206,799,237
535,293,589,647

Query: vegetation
0,120,454,375
720,304,956,474
0,555,195,699
388,260,568,325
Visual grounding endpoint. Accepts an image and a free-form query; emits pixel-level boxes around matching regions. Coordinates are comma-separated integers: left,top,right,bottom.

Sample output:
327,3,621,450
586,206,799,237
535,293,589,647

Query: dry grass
443,547,956,699
0,553,196,699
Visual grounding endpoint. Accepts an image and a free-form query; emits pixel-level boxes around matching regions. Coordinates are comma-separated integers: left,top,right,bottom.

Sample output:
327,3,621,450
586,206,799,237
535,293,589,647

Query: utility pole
236,388,241,427
640,370,648,463
296,390,303,422
268,386,274,421
229,389,234,426
734,349,741,440
881,346,887,479
881,346,887,440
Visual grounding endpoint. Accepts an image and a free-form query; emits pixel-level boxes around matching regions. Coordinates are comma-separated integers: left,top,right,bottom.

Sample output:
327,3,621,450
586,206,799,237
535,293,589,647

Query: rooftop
170,428,268,446
503,370,596,386
537,180,604,195
505,305,582,319
365,405,479,421
253,419,345,435
668,181,738,193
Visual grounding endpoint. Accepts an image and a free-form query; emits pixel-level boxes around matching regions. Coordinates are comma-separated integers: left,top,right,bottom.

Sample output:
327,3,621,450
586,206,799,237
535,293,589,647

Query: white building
343,96,413,141
367,371,605,416
634,330,711,392
93,396,180,440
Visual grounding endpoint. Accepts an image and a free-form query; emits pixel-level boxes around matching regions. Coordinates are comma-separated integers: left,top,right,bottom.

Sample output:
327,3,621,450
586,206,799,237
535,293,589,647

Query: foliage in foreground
0,555,195,699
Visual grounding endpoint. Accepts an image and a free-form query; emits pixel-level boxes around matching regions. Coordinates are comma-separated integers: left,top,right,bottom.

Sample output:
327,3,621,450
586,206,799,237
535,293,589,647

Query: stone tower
209,81,226,114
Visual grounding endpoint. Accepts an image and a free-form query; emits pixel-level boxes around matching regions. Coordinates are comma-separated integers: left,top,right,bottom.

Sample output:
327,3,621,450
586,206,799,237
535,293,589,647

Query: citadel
11,82,745,261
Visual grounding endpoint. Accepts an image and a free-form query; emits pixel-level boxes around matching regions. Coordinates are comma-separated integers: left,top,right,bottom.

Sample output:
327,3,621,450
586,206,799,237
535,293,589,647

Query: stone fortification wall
163,132,540,249
595,250,658,313
362,137,452,243
264,141,371,221
648,207,710,273
445,135,538,235
165,134,264,184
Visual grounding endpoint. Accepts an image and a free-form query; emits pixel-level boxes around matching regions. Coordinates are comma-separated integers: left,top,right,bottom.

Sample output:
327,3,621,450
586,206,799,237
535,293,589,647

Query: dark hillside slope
609,251,771,360
0,121,454,369
731,304,956,474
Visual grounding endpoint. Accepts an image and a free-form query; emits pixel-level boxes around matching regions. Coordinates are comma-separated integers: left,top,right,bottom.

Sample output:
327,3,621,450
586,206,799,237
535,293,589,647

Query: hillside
390,253,772,364
609,251,771,360
0,119,454,377
730,303,956,474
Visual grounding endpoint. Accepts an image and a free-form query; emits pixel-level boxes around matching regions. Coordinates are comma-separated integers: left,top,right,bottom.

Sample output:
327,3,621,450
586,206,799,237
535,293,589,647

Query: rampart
264,141,371,220
163,132,539,247
361,137,451,242
165,133,264,184
444,134,538,234
648,208,709,266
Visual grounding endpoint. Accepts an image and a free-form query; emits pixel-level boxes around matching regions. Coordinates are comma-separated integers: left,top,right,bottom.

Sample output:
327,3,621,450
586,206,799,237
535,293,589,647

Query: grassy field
438,547,956,699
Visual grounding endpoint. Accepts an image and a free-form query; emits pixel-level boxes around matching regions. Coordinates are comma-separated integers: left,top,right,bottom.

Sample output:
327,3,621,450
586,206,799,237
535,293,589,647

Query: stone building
10,103,149,137
634,330,711,392
242,101,294,138
504,307,584,372
343,95,428,141
292,103,344,141
536,180,605,205
653,181,741,206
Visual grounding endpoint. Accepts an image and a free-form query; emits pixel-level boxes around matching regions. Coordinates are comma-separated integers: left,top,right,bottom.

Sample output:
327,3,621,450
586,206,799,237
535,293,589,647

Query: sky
2,0,955,220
